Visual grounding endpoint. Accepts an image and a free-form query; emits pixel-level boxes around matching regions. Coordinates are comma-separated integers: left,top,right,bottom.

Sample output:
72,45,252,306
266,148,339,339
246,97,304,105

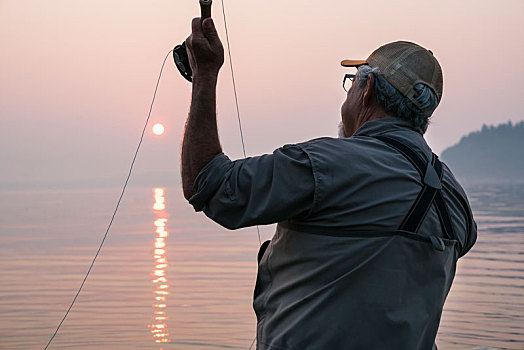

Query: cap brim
341,59,368,67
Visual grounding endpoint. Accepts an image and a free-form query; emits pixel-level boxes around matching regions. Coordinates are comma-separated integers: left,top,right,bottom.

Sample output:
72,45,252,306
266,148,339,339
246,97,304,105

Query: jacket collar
353,117,422,138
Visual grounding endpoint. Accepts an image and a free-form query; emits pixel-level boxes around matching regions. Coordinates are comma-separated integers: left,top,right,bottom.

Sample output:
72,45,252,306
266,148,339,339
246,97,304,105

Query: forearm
181,72,222,200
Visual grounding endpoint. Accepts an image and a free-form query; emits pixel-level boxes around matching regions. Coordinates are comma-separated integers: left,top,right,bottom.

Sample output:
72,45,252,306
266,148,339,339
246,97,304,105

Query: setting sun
152,123,165,136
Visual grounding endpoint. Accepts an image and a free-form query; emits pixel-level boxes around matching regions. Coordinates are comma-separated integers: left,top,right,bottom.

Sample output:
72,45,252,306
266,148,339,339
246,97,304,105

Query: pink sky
1,0,523,187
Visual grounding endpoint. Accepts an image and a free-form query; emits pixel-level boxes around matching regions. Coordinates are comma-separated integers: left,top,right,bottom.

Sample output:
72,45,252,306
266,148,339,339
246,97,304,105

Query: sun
152,123,165,136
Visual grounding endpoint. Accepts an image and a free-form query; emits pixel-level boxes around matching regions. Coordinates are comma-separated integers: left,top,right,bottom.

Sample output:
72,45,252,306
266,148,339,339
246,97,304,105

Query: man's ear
362,73,375,107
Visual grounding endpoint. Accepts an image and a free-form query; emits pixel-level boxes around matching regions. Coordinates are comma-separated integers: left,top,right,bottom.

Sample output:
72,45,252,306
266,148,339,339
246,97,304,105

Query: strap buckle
423,163,442,189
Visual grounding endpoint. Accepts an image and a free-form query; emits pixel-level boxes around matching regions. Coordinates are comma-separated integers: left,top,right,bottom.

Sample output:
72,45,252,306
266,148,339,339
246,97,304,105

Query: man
181,17,477,350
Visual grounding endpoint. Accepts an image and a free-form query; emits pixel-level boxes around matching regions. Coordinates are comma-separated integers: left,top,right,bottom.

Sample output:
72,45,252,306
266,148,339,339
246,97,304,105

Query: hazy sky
1,0,523,187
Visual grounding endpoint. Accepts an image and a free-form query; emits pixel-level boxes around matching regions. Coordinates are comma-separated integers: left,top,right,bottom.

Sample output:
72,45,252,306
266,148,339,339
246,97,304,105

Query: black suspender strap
399,155,440,232
373,135,454,240
434,191,455,240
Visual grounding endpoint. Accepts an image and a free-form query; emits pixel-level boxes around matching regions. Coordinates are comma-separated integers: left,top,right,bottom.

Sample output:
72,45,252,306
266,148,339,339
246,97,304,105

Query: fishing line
219,1,261,347
44,49,173,350
220,0,262,248
217,5,262,350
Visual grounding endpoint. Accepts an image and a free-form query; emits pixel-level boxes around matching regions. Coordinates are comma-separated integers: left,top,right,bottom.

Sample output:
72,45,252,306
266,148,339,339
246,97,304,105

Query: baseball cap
341,41,443,104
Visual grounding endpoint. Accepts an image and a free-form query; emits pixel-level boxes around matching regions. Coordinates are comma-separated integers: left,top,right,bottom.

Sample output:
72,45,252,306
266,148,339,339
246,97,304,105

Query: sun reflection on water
148,188,170,345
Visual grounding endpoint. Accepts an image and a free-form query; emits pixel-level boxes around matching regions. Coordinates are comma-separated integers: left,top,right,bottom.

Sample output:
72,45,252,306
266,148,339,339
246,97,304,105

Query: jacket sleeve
188,145,315,229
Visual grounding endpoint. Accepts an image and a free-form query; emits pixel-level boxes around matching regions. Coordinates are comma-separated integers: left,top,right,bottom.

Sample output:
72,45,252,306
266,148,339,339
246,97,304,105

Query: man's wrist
192,70,219,84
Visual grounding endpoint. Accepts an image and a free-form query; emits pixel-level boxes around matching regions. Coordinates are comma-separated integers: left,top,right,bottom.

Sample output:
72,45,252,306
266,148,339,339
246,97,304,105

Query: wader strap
434,192,456,240
373,135,455,239
399,154,441,232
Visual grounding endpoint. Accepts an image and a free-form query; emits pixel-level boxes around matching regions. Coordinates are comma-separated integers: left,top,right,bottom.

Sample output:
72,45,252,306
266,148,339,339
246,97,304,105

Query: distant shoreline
441,121,524,184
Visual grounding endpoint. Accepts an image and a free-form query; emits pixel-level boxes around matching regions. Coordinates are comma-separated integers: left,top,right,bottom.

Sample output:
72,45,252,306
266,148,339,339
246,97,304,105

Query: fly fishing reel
173,42,193,82
173,0,212,82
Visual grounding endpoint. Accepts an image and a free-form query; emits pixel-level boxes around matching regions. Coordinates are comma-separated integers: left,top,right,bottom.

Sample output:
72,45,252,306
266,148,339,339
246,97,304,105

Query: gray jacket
190,118,477,349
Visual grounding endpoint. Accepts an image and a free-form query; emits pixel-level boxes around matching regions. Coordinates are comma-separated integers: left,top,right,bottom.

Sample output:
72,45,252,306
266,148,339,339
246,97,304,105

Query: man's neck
347,106,393,137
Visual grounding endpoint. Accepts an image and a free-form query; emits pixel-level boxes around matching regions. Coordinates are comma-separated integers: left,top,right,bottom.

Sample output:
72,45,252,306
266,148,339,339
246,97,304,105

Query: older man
182,17,477,350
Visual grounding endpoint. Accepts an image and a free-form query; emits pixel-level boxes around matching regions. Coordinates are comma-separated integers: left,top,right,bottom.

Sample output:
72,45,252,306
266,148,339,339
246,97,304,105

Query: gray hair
356,65,439,133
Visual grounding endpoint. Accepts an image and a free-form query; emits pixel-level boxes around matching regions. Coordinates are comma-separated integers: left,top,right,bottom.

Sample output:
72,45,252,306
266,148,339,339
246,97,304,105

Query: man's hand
185,17,224,78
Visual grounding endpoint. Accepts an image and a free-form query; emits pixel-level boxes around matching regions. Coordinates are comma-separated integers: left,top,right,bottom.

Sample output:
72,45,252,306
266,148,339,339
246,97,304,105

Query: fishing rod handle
200,0,212,19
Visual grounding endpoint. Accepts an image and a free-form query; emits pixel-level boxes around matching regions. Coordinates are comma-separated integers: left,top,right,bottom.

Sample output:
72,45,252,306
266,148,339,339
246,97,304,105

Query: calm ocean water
0,184,522,349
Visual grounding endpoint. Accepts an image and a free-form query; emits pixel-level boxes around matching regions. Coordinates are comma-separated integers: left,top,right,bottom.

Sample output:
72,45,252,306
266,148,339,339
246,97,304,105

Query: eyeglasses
343,74,356,92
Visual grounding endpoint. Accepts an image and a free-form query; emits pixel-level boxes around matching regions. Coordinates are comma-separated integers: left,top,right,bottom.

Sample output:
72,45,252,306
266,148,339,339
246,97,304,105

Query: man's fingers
186,16,224,74
191,17,204,38
185,34,193,58
202,18,220,45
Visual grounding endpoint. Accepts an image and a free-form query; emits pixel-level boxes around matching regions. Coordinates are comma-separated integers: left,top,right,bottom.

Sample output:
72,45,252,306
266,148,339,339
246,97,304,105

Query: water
0,184,522,349
436,184,524,349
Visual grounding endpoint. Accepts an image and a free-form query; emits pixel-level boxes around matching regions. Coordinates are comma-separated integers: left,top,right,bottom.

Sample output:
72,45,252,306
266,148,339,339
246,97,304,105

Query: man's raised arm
181,17,225,200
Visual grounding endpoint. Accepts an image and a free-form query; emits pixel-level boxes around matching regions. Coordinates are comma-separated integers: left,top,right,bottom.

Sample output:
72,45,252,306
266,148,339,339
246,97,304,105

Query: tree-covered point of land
440,121,524,183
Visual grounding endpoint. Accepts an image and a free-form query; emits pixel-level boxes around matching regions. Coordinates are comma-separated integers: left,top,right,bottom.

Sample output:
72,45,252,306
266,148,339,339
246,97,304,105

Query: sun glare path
152,123,165,136
148,188,170,344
